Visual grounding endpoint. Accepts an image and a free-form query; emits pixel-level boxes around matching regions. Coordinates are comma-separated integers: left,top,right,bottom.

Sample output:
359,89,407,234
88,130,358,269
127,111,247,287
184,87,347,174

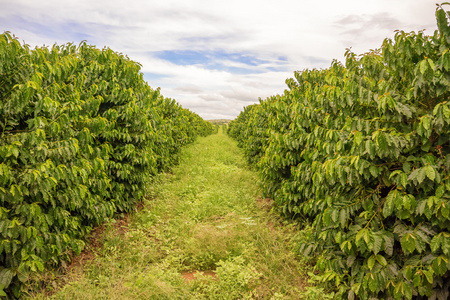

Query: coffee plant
229,4,450,299
0,33,213,297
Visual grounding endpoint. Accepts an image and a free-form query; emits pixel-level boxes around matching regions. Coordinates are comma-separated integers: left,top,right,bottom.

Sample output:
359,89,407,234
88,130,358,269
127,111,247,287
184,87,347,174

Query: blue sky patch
155,50,208,65
153,50,287,74
143,72,170,83
3,15,92,45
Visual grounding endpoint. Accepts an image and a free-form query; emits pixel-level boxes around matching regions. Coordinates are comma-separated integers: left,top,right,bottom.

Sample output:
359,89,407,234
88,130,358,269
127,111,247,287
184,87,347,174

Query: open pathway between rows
33,128,308,299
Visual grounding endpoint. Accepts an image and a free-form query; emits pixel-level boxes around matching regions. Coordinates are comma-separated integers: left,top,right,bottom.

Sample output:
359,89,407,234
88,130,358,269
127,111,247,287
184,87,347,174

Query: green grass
28,127,309,299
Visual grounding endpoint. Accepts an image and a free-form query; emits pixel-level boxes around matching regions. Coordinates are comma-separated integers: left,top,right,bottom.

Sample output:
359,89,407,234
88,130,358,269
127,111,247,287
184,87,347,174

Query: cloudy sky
1,0,440,119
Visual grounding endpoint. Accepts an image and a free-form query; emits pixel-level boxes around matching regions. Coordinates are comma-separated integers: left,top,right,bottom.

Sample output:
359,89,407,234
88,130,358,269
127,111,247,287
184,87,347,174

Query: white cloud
0,0,439,119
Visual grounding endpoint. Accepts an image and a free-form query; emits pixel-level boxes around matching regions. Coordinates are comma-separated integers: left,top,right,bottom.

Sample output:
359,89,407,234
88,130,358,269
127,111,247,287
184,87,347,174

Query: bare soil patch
181,270,217,282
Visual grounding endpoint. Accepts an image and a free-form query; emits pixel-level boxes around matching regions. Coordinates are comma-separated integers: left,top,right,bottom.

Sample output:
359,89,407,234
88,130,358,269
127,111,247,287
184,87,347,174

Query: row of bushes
228,5,450,299
0,32,214,297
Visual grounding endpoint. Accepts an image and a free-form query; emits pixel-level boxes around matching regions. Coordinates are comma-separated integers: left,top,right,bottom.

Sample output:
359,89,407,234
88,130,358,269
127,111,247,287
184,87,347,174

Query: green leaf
383,190,396,217
376,132,387,150
402,194,415,210
424,165,435,181
412,274,421,287
347,255,356,267
339,209,347,227
422,115,431,130
405,266,413,280
12,147,19,159
436,185,445,198
364,229,370,245
26,80,39,90
417,167,426,184
407,168,418,181
375,254,387,267
335,231,342,243
432,256,448,276
351,282,361,294
356,228,367,245
389,170,403,179
354,131,363,145
419,59,427,74
421,141,431,152
394,281,413,300
430,235,441,253
401,173,408,187
394,192,404,210
400,233,416,254
35,260,44,272
0,285,6,297
427,196,438,208
331,209,339,223
366,140,376,158
369,166,379,177
368,255,376,270
423,269,434,284
373,234,383,255
427,58,435,70
443,50,450,71
0,267,14,288
368,272,377,292
404,282,413,300
403,162,411,173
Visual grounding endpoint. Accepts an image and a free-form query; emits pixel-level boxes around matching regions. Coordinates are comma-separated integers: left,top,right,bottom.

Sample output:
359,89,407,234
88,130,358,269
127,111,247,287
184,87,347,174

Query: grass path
32,128,308,299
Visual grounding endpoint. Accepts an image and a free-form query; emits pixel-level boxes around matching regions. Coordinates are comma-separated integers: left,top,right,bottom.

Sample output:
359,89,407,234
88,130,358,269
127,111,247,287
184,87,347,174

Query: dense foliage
0,33,214,297
228,5,450,299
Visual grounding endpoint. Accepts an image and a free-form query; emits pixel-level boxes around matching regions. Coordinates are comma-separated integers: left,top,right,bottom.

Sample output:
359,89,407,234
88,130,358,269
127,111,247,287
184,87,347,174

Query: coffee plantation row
0,32,214,297
228,5,450,300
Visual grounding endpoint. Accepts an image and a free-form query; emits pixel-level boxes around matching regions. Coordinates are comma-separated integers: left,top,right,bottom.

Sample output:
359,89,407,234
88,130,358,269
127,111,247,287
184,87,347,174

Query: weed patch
29,128,309,299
